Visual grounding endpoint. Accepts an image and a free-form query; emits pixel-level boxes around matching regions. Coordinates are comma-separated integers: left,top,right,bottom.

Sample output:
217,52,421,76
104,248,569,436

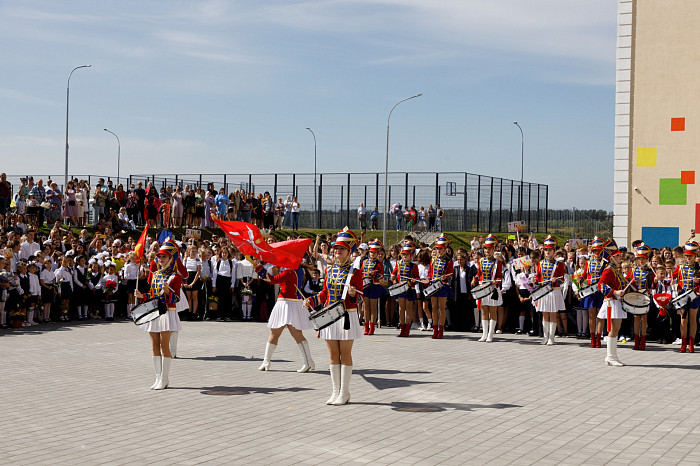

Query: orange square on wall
671,117,686,131
681,171,695,184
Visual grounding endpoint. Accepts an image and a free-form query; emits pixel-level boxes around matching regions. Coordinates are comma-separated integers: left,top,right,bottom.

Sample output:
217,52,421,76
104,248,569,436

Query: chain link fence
130,172,549,233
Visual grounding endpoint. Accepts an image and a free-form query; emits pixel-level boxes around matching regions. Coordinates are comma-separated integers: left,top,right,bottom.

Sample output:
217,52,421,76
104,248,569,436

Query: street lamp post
65,64,92,191
513,121,524,221
306,128,317,228
103,128,121,185
383,94,422,246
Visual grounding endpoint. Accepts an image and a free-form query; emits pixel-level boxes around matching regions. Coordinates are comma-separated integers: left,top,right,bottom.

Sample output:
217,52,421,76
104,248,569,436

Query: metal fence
129,172,549,233
546,208,613,241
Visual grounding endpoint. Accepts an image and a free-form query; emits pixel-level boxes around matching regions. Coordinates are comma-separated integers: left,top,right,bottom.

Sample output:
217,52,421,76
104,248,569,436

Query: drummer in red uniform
626,243,653,351
135,238,183,390
391,241,420,337
579,237,606,349
672,240,700,353
426,234,454,339
304,228,363,405
471,234,502,343
361,239,386,335
596,239,627,366
534,236,566,346
257,261,315,373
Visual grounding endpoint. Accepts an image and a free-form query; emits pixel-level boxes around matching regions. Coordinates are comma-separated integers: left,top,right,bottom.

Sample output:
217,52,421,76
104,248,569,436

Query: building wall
615,0,700,249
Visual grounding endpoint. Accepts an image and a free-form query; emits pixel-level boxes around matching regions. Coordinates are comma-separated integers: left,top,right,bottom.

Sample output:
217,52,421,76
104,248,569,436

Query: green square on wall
659,178,687,205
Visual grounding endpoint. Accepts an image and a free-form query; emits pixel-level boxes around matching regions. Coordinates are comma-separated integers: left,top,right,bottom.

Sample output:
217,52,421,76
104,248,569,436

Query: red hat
483,235,498,249
590,237,604,251
635,243,651,258
401,241,415,254
684,240,699,255
334,227,358,253
601,239,622,260
435,234,449,249
543,235,558,250
368,239,383,251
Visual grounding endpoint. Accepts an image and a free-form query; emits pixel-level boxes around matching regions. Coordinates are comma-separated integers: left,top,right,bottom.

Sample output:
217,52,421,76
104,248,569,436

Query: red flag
212,217,312,269
133,221,149,264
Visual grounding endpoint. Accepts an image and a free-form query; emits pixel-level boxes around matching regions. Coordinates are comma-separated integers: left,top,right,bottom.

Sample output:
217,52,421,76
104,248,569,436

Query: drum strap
343,312,350,330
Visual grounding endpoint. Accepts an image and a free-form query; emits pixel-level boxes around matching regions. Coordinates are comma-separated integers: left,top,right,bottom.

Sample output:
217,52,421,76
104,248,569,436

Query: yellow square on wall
637,147,657,167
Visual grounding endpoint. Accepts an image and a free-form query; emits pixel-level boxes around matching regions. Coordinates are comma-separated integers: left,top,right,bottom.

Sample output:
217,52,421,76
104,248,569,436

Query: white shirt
212,258,237,288
185,257,202,272
21,240,41,259
121,262,140,280
40,268,55,286
470,240,480,251
54,266,73,290
291,202,299,213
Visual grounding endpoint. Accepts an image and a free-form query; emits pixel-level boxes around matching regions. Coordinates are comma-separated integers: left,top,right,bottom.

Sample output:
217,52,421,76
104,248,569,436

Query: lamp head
513,121,518,125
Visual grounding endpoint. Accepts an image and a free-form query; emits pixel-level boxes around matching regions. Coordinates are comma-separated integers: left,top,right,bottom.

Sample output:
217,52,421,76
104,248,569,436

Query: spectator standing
370,206,379,230
274,198,284,231
135,181,147,226
171,186,183,227
357,203,367,231
435,204,444,232
283,196,292,229
64,181,78,226
428,204,436,231
92,184,106,226
30,179,46,227
291,196,300,231
46,182,63,218
470,236,480,251
0,174,12,224
215,188,228,218
262,192,273,232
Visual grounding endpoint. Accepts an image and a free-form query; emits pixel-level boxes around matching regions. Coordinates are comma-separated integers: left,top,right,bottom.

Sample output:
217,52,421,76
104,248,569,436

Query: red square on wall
681,171,695,184
671,117,686,131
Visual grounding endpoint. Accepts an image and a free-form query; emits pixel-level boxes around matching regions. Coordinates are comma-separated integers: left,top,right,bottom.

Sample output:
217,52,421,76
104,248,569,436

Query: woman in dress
135,238,183,390
258,261,316,372
171,186,183,227
304,228,363,405
427,234,454,339
64,181,78,226
391,241,420,337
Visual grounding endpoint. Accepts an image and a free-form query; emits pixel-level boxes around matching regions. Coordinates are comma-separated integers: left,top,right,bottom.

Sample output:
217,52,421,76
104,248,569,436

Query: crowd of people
0,174,303,233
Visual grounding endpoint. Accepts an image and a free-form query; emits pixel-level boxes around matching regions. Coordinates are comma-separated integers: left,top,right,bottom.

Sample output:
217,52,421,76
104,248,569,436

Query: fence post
477,175,481,232
364,185,367,210
199,174,202,189
528,183,532,231
435,172,439,206
412,185,415,207
510,180,514,223
404,172,408,209
537,184,541,233
545,186,549,233
375,173,379,215
318,174,323,229
346,173,351,227
463,173,468,231
274,174,278,204
498,178,503,233
488,177,493,233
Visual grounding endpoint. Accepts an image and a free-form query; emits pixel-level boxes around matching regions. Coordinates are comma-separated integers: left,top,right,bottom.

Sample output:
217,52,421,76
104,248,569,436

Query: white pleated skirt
480,289,503,307
597,298,626,320
141,310,182,333
535,288,566,313
267,299,313,330
320,310,363,340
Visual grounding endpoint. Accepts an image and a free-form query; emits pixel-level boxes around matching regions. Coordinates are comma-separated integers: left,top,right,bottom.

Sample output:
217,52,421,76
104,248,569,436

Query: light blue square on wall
641,227,679,249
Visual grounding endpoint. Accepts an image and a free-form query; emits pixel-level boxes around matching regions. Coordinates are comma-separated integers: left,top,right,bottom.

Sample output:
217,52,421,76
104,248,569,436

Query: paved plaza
3,320,700,465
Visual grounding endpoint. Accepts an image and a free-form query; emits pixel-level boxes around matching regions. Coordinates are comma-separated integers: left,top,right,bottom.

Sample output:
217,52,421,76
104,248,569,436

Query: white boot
150,356,162,389
27,309,35,325
170,332,178,359
297,340,315,373
332,365,353,405
547,322,556,346
477,320,489,342
258,342,277,371
541,320,550,345
607,337,624,366
154,357,170,389
326,364,341,404
486,320,497,342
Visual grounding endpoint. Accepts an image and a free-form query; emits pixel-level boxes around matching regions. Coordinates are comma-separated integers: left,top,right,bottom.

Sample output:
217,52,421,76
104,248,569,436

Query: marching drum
621,292,651,315
530,283,554,302
388,282,410,297
471,281,495,300
363,277,372,289
578,283,599,299
671,290,699,310
130,298,165,325
308,301,347,331
423,281,443,298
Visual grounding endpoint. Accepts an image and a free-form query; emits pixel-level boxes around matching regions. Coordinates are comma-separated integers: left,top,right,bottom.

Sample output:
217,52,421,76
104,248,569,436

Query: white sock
519,316,525,331
474,309,480,327
28,308,34,323
0,303,6,325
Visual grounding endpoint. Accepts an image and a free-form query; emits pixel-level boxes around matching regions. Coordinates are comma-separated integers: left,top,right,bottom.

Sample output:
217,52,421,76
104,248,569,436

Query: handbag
40,201,51,209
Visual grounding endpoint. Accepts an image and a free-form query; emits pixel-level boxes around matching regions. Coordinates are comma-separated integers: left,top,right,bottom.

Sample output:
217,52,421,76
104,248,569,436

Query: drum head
624,292,650,306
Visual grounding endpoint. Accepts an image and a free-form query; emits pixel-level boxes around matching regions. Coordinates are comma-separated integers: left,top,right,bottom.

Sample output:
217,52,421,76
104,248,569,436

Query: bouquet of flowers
240,286,253,297
10,308,25,320
570,271,583,292
104,280,117,294
52,278,65,291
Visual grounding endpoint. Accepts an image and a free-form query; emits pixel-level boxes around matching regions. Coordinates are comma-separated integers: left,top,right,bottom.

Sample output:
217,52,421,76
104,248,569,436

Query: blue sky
0,0,617,209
